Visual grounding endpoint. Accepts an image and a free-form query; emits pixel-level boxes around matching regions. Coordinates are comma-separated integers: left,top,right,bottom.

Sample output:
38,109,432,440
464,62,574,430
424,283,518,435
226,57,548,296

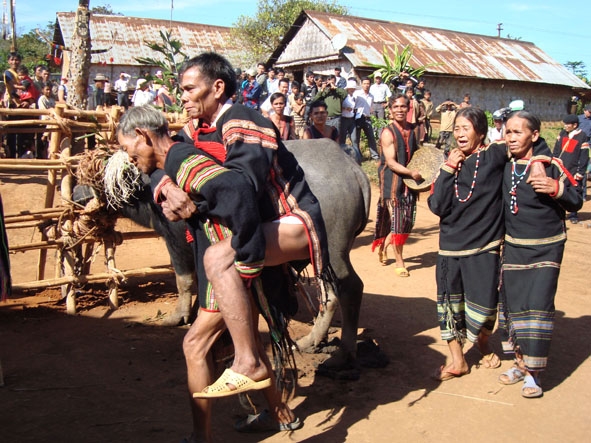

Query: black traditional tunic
174,104,334,315
553,128,589,178
500,152,583,371
179,104,330,280
373,123,418,249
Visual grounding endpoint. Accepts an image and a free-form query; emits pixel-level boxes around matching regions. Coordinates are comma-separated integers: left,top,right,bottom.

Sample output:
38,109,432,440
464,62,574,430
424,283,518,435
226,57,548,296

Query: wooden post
104,238,119,310
36,108,64,281
107,106,122,143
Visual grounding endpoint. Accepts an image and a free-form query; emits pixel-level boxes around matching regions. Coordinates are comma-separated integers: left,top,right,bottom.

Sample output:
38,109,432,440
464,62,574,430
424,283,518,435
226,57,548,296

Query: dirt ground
1,171,590,442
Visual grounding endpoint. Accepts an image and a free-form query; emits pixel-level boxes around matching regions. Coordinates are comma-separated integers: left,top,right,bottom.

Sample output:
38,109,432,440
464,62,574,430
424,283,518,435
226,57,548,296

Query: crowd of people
1,52,176,159
232,65,437,164
1,49,589,441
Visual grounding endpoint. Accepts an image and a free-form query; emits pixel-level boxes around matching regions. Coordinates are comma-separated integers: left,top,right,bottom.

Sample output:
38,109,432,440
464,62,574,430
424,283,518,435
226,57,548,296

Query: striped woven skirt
373,194,417,249
499,242,564,371
436,251,500,343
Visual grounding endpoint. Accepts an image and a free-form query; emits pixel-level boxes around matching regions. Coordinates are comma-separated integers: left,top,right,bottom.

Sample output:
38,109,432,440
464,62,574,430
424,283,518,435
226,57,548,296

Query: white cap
136,78,147,89
346,79,358,89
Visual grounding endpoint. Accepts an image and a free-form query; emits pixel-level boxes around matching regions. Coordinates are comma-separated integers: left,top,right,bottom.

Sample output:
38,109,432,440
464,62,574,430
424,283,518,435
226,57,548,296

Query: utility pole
497,23,503,38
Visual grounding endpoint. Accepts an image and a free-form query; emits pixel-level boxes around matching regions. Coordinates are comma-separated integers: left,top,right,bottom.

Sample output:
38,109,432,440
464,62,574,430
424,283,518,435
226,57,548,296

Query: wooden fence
0,104,188,314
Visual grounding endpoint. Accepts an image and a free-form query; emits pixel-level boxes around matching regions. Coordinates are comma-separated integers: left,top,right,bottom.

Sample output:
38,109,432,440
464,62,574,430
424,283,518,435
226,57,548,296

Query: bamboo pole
12,266,175,291
4,209,76,223
10,231,160,252
4,221,48,229
0,120,107,129
0,164,69,171
0,107,109,119
38,113,65,281
0,127,96,135
0,158,78,166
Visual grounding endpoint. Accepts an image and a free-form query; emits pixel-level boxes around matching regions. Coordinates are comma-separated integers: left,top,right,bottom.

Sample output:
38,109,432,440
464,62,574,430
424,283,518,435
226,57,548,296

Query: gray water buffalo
101,139,370,367
285,139,370,367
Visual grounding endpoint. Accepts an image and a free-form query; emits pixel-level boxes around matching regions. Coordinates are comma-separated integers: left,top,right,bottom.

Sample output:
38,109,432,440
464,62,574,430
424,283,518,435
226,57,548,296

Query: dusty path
1,173,590,442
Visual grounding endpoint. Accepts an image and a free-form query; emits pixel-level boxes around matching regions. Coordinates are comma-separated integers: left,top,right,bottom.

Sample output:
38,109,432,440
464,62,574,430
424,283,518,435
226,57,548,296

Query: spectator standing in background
115,72,131,109
421,89,434,143
354,76,379,160
369,71,391,121
334,67,347,89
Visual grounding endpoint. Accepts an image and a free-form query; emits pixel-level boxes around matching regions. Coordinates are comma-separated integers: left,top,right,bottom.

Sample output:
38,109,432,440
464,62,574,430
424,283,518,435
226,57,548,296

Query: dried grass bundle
103,150,142,210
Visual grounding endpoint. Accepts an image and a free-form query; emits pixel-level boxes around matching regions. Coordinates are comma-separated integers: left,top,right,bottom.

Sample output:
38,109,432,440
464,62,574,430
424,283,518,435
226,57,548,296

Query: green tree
90,4,122,15
232,0,348,64
135,29,188,112
564,61,587,77
0,25,53,74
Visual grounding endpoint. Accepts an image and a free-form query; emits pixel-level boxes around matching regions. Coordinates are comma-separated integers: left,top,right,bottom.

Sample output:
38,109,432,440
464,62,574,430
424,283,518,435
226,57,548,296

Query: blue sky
14,1,591,77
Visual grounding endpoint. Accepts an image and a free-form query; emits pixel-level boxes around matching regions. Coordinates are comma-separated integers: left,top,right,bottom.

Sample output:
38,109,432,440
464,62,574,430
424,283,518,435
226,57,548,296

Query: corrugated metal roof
271,11,589,89
56,13,246,68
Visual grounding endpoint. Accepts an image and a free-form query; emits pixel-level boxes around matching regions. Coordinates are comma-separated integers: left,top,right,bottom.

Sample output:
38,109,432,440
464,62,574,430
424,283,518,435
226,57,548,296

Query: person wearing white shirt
115,72,131,108
132,79,154,107
341,79,362,163
260,78,291,117
354,76,379,160
486,116,505,143
266,68,278,95
369,71,391,120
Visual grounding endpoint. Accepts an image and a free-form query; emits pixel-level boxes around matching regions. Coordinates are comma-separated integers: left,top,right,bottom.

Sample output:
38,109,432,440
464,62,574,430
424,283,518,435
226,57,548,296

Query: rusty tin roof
55,13,246,68
271,10,588,89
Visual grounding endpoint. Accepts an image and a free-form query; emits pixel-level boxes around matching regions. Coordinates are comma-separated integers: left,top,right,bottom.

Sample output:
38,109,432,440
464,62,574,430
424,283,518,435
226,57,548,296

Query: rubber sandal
193,368,272,399
395,267,410,277
522,374,543,398
234,409,302,433
498,367,525,385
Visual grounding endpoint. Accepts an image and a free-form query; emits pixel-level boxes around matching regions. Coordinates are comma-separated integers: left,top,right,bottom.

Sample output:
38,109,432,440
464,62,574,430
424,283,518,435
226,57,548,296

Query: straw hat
94,73,107,82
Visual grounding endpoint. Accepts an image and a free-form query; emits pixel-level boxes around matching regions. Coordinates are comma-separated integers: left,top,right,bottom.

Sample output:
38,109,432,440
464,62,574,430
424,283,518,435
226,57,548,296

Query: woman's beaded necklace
454,147,482,203
509,158,532,214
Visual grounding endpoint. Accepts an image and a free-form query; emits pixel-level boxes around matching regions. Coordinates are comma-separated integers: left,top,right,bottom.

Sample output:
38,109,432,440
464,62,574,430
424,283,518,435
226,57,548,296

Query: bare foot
433,362,470,381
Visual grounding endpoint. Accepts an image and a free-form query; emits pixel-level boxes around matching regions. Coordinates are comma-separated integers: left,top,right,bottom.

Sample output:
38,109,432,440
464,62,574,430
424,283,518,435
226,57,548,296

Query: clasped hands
160,182,197,221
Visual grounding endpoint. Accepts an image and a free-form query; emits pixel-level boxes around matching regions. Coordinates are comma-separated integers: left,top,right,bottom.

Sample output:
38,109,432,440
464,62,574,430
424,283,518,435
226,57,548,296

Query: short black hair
309,100,328,113
179,52,236,99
